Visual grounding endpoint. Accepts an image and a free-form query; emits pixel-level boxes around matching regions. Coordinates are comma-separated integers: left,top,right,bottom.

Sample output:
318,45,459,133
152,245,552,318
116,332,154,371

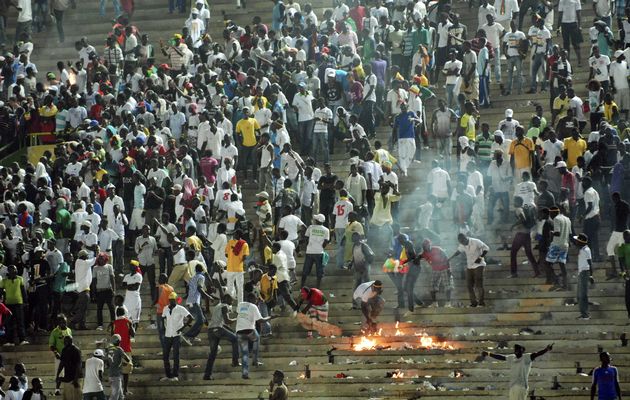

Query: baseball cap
42,218,52,225
555,161,567,168
313,214,325,223
573,233,588,244
256,191,269,199
505,109,514,118
93,349,105,357
169,292,178,300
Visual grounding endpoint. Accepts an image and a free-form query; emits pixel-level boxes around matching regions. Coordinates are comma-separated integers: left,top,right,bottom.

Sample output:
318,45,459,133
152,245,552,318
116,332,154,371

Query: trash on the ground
289,360,297,366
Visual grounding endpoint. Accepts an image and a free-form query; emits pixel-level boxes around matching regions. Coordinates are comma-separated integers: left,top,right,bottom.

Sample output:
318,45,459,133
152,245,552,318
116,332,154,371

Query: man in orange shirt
225,229,250,304
155,273,174,348
508,126,535,184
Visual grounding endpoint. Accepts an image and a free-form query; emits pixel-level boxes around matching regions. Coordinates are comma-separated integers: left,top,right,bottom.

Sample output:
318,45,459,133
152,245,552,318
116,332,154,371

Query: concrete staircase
1,0,625,399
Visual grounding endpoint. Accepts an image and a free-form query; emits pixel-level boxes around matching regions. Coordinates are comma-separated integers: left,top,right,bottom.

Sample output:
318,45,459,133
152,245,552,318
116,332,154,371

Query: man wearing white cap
490,130,512,162
302,214,330,289
610,49,630,118
292,82,315,154
77,221,99,259
497,109,520,140
83,349,105,399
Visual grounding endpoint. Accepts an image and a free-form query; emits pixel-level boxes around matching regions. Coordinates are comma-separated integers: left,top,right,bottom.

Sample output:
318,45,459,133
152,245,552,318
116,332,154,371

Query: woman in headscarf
181,176,197,208
34,160,51,186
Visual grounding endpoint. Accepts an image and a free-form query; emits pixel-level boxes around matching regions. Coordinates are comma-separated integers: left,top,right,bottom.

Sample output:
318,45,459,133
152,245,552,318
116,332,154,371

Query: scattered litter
344,358,361,364
289,360,297,366
397,357,415,364
419,381,436,391
335,373,348,378
329,293,335,298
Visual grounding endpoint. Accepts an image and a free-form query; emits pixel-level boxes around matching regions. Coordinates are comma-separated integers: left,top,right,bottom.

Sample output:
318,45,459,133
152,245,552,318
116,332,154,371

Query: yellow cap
169,292,178,300
130,260,140,267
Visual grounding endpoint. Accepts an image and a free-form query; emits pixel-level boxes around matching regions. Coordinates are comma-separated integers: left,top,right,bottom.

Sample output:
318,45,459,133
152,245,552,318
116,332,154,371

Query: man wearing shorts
419,239,454,308
545,206,572,290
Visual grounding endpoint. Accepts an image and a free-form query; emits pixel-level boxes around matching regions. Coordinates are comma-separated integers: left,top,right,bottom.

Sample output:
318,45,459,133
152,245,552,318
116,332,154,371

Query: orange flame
353,336,378,351
391,370,405,378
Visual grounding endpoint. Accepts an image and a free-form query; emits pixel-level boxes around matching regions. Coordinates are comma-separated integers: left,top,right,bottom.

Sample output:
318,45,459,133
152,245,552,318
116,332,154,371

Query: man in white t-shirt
442,49,462,109
481,343,553,400
448,233,489,307
82,349,105,398
610,50,630,117
301,214,330,288
292,82,315,154
235,292,270,379
589,45,611,91
360,64,378,137
482,14,506,83
161,292,192,381
352,280,384,333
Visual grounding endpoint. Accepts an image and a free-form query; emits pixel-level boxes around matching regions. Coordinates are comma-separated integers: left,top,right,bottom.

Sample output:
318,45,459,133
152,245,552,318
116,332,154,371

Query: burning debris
385,369,405,378
351,324,456,351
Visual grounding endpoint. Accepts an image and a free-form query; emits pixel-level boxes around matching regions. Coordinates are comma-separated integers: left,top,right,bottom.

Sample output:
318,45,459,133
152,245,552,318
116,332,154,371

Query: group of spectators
0,0,627,399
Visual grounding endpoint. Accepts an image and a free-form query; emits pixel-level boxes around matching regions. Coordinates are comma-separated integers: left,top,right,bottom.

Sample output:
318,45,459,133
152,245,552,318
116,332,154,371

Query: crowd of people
0,0,627,398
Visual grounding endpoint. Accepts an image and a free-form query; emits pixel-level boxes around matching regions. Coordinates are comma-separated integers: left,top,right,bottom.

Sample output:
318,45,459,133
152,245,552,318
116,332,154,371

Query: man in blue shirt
591,351,622,400
393,102,417,177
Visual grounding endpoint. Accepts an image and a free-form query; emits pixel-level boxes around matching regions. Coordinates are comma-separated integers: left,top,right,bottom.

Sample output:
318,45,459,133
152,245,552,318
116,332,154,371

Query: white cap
173,184,182,191
493,130,504,138
256,191,269,199
615,49,624,58
555,161,567,168
458,136,469,149
505,109,513,118
313,214,325,223
42,217,52,225
326,68,335,78
81,220,92,228
48,85,59,92
93,349,105,357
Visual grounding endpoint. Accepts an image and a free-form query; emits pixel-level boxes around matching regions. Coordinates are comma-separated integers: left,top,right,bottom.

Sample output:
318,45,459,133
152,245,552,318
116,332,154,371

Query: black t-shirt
145,186,165,210
60,344,82,382
615,200,630,232
319,174,338,203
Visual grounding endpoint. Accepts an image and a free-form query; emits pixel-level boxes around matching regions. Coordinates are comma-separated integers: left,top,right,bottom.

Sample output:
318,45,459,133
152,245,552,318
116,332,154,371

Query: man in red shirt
418,239,454,307
297,287,329,322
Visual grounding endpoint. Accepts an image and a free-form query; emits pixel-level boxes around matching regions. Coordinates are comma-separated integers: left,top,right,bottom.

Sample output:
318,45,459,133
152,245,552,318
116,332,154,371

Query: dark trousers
95,289,115,327
184,303,204,339
577,270,590,317
112,239,124,273
466,266,484,305
387,272,405,308
359,100,376,136
298,119,314,154
71,290,90,328
204,327,239,378
5,303,25,343
487,191,509,224
238,145,257,180
33,284,49,330
159,247,173,276
510,232,539,275
278,280,297,310
53,9,64,42
404,266,422,311
625,279,630,318
141,264,157,302
584,215,601,259
163,336,181,378
301,254,324,288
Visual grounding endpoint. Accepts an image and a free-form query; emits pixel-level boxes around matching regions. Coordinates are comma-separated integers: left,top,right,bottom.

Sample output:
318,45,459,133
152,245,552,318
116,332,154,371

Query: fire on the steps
351,325,456,351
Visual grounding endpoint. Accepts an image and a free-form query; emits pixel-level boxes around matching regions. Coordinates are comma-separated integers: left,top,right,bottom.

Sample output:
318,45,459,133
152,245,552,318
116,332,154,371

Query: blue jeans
258,301,272,335
530,53,547,91
506,56,523,94
577,270,590,317
298,119,314,154
204,327,238,378
446,84,456,109
301,253,324,287
100,0,121,16
492,46,501,82
184,303,204,339
163,336,181,378
487,191,509,225
479,76,490,106
335,228,345,268
237,330,259,377
168,0,185,13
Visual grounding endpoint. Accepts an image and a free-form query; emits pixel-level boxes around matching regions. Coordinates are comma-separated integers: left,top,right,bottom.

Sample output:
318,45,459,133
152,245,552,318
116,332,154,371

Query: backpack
522,204,537,229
